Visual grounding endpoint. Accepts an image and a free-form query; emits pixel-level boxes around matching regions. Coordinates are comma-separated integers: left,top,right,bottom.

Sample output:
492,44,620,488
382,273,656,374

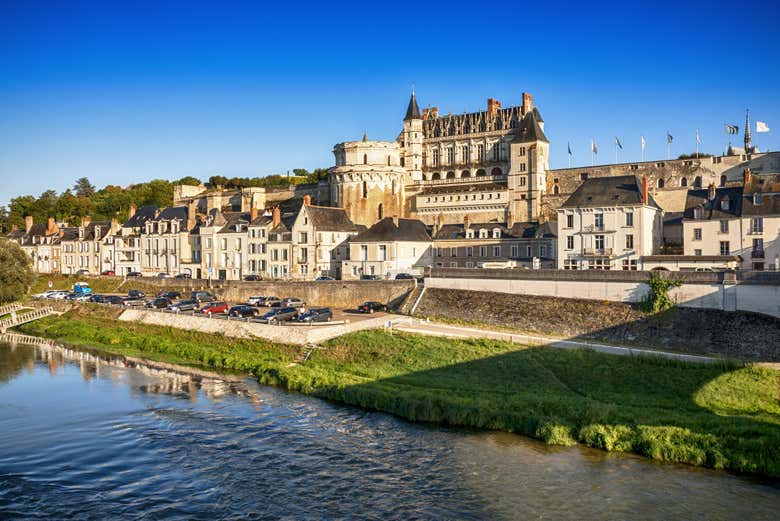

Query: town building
59,218,117,275
8,217,64,274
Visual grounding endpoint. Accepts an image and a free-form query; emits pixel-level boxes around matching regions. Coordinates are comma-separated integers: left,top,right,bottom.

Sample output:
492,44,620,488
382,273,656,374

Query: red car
101,270,116,276
198,301,229,315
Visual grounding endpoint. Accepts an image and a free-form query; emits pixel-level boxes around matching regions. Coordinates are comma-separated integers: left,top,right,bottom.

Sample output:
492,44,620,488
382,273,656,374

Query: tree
677,153,713,160
175,176,202,186
73,177,96,198
0,239,35,303
292,168,309,177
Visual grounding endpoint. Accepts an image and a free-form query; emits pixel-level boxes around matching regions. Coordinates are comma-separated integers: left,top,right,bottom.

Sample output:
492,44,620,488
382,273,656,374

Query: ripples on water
0,339,778,520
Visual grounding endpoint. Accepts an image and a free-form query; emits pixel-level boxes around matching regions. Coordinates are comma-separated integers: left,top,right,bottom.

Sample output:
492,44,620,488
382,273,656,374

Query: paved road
392,319,723,364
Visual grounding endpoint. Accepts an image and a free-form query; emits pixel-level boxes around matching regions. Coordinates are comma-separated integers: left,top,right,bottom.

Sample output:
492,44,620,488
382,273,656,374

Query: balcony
297,257,309,264
751,250,765,259
583,248,613,257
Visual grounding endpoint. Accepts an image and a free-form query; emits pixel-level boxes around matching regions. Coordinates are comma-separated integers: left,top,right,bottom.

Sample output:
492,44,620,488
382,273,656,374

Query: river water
0,338,778,520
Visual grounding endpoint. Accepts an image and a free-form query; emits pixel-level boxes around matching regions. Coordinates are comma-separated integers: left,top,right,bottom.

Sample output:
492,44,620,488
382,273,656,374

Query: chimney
431,107,439,119
272,206,281,227
187,200,197,231
641,175,649,205
392,214,399,227
128,204,137,220
506,211,514,228
708,183,716,202
250,206,259,222
110,218,119,233
522,92,534,115
743,168,752,186
487,98,502,117
24,215,33,233
46,217,57,235
81,216,91,228
463,215,471,230
303,194,312,206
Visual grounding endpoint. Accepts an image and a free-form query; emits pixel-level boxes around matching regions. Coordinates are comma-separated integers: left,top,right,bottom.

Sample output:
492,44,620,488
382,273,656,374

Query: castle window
720,175,727,187
519,177,526,187
446,171,455,179
477,144,485,162
392,180,396,194
460,146,469,163
553,185,559,195
491,167,502,176
479,229,488,239
433,149,440,166
658,178,665,188
447,147,454,165
492,229,501,239
377,203,383,220
363,154,368,165
362,181,368,198
519,147,526,157
476,169,487,177
694,176,702,188
492,144,500,161
520,164,526,172
461,170,471,178
387,156,391,166
680,177,688,187
580,173,589,181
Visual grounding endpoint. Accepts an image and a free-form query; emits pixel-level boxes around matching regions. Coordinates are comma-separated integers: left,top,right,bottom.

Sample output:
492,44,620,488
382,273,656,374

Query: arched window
387,156,391,166
694,176,702,188
431,172,441,180
461,170,471,178
553,185,560,195
362,181,368,198
491,167,502,176
658,178,665,188
377,203,383,220
476,169,487,177
422,173,428,181
720,175,727,187
446,171,455,179
363,154,368,165
680,177,688,187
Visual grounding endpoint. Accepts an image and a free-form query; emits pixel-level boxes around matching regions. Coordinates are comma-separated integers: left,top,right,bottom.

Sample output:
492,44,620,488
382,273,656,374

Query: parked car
174,272,192,279
48,291,71,300
127,271,143,278
394,273,415,280
128,289,146,299
89,294,107,303
228,305,259,318
198,301,229,315
191,291,216,303
296,307,333,323
357,301,385,314
260,307,298,324
167,299,199,312
280,297,305,308
123,297,146,307
315,276,335,281
247,296,266,306
157,291,181,299
146,297,172,309
360,274,382,281
75,269,90,276
101,270,116,276
244,274,262,281
32,290,59,299
104,295,126,305
157,272,172,279
264,296,283,307
66,293,90,302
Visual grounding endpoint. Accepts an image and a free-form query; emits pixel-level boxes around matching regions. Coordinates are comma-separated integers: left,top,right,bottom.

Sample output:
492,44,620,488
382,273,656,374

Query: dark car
280,297,305,308
101,270,116,276
191,291,216,303
244,274,262,281
296,307,333,323
260,307,298,324
360,274,382,281
228,305,259,318
128,289,146,299
127,271,143,278
146,297,172,309
157,291,181,299
315,276,335,281
198,301,229,315
167,299,199,312
104,295,126,305
395,273,415,280
88,294,107,303
174,273,192,279
357,301,385,314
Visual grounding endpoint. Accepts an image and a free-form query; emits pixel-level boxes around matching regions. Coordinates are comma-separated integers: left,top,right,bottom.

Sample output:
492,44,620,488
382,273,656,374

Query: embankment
15,308,780,478
415,288,780,362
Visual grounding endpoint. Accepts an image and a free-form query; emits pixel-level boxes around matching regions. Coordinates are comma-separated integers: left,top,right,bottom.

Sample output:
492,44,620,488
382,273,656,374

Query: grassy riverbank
17,309,780,477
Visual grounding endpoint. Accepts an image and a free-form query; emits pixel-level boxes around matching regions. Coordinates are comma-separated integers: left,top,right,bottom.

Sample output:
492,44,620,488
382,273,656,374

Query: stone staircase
398,284,426,316
292,342,320,365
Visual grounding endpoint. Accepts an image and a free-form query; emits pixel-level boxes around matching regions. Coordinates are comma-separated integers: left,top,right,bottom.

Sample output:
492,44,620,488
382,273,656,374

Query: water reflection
0,334,778,520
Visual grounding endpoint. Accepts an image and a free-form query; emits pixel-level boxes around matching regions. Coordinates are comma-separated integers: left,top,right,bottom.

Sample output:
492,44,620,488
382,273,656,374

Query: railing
0,303,23,316
751,250,765,259
583,248,613,256
412,174,507,187
0,307,55,332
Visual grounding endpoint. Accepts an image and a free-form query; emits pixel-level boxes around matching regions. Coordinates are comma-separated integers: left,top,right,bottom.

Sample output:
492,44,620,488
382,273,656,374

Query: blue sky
1,0,778,207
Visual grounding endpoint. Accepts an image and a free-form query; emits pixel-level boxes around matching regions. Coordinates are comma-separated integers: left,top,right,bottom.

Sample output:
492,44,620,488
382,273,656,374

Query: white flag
756,121,770,133
696,129,701,144
641,135,646,150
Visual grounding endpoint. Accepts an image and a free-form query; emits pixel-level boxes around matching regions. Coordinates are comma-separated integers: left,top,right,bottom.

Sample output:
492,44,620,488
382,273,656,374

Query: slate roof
683,187,743,220
433,221,556,240
742,173,780,216
305,205,357,232
514,110,548,143
124,205,157,227
561,175,660,209
156,206,187,222
404,92,421,121
217,211,251,234
352,218,431,243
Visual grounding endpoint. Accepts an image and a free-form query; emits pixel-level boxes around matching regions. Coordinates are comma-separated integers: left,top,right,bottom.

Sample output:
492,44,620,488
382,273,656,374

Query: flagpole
696,129,699,158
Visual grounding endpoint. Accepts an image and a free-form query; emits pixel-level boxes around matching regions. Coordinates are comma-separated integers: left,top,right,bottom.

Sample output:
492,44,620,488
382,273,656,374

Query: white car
32,290,59,299
247,296,265,306
47,291,71,300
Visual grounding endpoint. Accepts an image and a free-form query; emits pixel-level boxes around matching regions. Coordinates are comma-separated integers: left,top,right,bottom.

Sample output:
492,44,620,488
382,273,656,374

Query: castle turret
402,89,423,182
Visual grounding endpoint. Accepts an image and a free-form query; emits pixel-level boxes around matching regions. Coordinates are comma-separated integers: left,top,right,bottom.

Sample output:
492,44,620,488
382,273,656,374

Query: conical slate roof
404,92,421,121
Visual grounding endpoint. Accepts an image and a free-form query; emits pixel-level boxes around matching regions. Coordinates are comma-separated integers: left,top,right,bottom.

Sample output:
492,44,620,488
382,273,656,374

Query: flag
756,121,771,133
641,135,646,150
591,139,598,154
615,136,623,149
568,142,572,155
725,124,739,135
696,129,701,144
667,132,673,144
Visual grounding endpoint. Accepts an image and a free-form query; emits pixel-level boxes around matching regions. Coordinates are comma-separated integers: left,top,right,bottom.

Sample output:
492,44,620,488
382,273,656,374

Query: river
0,337,778,520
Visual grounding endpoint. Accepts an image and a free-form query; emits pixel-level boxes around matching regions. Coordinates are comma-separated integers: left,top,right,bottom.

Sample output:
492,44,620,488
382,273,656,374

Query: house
741,171,780,271
557,175,663,270
7,216,64,274
113,205,155,276
342,217,432,279
59,217,117,275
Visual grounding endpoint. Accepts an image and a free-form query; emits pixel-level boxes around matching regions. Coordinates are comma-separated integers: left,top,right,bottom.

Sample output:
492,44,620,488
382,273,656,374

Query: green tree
677,153,713,159
0,239,35,302
0,206,8,234
73,177,96,198
175,176,202,186
292,168,309,177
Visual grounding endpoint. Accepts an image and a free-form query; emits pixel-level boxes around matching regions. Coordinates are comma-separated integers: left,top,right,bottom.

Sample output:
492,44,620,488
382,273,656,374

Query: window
362,181,368,198
658,178,665,188
433,149,440,166
566,214,574,228
465,261,474,268
693,228,702,241
511,245,518,257
493,246,501,257
479,246,486,257
437,247,443,257
595,235,605,251
720,220,729,233
753,238,764,253
580,173,589,181
694,249,702,256
720,175,727,187
460,145,469,163
221,238,227,250
720,241,730,256
594,213,604,230
282,249,288,261
622,259,638,271
563,259,578,270
519,175,527,185
694,176,702,188
625,212,634,227
492,144,500,162
360,245,368,261
540,245,547,257
518,147,526,157
566,236,574,249
466,247,473,257
477,144,485,162
680,177,688,187
492,229,501,239
753,193,763,206
447,147,454,165
450,247,457,257
519,164,526,173
751,217,763,234
526,245,532,257
379,245,387,261
479,229,488,239
625,234,634,250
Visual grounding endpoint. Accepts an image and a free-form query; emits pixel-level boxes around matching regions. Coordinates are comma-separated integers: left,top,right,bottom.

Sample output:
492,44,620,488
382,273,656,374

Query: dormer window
753,193,763,206
465,229,474,239
479,229,488,239
720,196,730,211
693,206,703,219
492,228,501,239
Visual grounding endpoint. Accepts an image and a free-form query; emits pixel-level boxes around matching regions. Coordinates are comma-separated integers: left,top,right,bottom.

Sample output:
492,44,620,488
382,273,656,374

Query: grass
17,311,780,478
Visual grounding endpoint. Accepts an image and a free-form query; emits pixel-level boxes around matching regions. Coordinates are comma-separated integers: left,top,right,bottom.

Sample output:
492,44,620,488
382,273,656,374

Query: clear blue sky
1,0,778,207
